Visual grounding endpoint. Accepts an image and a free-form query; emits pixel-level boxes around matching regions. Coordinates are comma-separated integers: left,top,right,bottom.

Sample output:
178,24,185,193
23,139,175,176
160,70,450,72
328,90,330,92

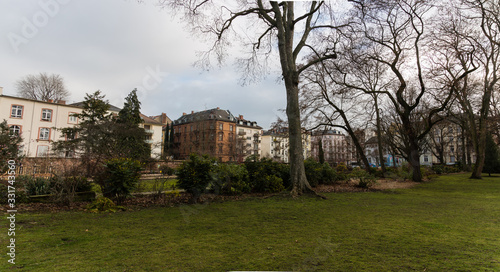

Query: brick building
172,108,239,162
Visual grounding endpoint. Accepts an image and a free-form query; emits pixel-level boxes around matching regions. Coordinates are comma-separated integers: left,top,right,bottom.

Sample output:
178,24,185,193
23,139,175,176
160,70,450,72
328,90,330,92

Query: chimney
58,100,66,105
183,112,187,116
217,107,220,110
191,111,194,114
48,99,54,103
239,115,244,120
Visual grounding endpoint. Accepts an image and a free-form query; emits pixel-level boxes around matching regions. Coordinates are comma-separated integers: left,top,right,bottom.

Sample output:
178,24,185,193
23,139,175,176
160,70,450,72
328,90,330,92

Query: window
11,105,23,118
219,123,223,130
9,125,21,135
36,146,49,157
218,132,224,141
41,109,52,121
230,125,233,131
424,155,429,162
68,113,78,123
39,128,50,140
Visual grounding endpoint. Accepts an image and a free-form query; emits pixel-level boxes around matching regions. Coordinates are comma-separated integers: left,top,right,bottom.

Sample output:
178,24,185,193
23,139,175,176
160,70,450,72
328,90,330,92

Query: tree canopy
15,72,70,102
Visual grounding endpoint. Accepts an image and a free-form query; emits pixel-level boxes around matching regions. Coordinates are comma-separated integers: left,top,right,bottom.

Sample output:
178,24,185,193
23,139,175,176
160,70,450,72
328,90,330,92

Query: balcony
145,139,154,144
144,129,154,134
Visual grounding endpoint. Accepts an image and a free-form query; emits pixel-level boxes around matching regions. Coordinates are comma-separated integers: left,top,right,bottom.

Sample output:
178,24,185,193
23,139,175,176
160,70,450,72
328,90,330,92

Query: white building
0,87,162,158
311,129,353,165
235,115,263,161
261,128,310,163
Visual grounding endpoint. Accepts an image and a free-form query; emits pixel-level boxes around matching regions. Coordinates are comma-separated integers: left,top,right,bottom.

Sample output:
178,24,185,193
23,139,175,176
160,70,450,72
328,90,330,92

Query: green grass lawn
2,174,500,271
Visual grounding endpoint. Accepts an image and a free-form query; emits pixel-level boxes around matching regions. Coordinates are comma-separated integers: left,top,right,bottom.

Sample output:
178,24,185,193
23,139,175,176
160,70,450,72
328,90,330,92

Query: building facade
172,108,240,162
235,115,263,162
0,88,162,158
310,129,353,165
261,128,310,163
0,89,83,158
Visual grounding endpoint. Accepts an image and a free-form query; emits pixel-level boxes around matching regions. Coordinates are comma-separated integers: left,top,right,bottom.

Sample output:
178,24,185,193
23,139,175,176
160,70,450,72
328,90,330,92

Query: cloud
0,0,285,130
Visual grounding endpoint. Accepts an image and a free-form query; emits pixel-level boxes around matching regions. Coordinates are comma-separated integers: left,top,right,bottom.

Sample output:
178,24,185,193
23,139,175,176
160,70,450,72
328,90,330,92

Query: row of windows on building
10,105,78,123
176,123,237,133
8,105,79,142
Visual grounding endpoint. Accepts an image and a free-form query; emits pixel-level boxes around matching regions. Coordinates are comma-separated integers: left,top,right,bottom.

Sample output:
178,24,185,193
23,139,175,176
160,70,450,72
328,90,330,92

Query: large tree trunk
273,2,314,196
287,83,313,196
471,128,487,179
408,146,423,182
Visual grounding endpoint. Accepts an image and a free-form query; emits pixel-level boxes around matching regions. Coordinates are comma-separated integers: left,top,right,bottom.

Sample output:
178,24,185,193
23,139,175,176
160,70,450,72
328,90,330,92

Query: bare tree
15,72,70,102
162,1,345,196
301,63,374,171
330,0,475,182
431,0,499,179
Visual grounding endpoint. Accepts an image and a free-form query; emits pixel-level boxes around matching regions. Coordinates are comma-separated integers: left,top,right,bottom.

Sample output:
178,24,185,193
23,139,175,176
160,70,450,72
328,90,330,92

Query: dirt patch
314,179,420,193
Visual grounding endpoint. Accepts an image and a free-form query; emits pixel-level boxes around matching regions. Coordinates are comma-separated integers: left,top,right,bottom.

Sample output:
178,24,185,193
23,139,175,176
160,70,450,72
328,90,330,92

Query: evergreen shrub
211,163,250,195
245,158,289,192
99,158,142,204
177,154,217,199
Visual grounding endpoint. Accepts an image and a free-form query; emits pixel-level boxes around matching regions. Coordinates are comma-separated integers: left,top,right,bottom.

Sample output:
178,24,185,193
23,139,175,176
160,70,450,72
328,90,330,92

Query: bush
49,176,92,205
23,176,51,196
432,164,444,175
245,158,288,193
86,197,125,213
211,163,250,195
266,175,285,193
349,168,376,188
420,166,436,180
321,164,339,185
304,158,323,187
336,163,349,182
0,181,28,204
160,165,175,176
99,158,142,204
177,154,217,200
303,158,339,186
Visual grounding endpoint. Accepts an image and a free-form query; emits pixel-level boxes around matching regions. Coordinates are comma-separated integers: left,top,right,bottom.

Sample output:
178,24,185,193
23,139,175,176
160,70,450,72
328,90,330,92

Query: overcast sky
0,0,287,129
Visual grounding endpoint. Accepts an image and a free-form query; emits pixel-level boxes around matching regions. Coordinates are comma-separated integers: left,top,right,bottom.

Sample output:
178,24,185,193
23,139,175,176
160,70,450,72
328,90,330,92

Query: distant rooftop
70,101,122,112
173,107,236,125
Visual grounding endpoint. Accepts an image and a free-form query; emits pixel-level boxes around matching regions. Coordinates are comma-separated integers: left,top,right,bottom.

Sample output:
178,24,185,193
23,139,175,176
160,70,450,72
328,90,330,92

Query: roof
312,129,344,136
263,127,289,136
173,108,236,125
365,136,379,145
70,101,121,112
140,113,162,125
236,117,262,129
0,94,82,109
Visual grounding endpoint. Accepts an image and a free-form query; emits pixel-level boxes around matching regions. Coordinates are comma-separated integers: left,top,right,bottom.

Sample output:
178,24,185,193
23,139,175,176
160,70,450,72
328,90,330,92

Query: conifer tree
0,120,23,172
483,133,500,176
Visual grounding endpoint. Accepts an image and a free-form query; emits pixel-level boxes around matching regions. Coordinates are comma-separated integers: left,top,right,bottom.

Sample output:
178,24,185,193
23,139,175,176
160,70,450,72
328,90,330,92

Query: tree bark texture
271,2,314,196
